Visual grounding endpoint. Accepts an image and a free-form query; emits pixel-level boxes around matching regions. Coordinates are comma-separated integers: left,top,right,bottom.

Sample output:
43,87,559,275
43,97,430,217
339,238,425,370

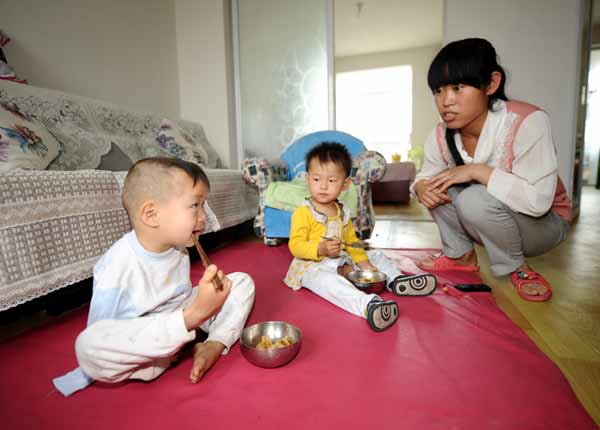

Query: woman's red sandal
511,270,553,302
418,254,479,273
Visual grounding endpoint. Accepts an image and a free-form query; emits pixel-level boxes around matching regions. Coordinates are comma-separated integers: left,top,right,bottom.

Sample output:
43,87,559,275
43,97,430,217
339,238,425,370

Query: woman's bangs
427,56,484,91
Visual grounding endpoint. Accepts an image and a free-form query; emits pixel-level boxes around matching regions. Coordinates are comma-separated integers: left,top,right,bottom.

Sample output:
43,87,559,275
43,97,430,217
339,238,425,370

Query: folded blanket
265,178,358,216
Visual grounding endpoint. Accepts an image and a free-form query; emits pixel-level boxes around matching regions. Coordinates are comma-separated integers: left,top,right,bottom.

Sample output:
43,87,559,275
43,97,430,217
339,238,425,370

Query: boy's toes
366,299,398,332
189,341,224,383
190,359,207,384
389,274,437,296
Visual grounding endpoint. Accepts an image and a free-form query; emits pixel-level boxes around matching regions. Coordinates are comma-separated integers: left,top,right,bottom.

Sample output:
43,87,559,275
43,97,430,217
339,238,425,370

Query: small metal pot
240,321,302,368
346,270,388,294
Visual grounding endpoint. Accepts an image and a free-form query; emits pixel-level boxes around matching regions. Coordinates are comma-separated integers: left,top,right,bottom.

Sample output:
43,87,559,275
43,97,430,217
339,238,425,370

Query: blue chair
242,130,387,246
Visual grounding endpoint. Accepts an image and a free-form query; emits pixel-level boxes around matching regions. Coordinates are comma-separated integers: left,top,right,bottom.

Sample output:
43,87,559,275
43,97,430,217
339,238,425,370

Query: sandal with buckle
511,270,552,302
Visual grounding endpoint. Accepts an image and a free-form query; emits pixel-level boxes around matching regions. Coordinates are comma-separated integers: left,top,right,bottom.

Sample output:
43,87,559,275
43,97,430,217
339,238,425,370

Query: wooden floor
373,187,600,426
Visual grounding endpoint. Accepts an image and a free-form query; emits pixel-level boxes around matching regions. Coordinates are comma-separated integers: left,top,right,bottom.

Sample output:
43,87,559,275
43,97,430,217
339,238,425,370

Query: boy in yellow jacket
285,143,436,332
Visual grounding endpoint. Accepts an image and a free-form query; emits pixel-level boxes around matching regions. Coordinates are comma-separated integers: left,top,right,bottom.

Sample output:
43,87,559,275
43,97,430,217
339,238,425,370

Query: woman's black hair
427,38,508,111
429,38,508,165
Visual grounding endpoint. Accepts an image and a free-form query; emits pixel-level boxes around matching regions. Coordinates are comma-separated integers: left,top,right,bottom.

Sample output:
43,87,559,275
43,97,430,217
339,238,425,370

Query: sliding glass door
233,0,333,160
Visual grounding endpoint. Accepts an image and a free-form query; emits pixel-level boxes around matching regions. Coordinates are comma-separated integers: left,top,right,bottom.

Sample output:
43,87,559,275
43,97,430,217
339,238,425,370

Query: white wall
175,0,235,168
335,44,442,152
0,0,237,167
0,0,180,117
444,0,584,196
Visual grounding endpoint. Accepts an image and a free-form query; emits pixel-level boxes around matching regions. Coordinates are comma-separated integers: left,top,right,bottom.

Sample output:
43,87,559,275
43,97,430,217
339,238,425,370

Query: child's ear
342,177,351,190
139,200,160,228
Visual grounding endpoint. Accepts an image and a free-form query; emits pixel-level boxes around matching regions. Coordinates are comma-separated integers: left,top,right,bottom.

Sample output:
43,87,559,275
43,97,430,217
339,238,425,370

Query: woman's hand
427,164,493,193
415,179,451,209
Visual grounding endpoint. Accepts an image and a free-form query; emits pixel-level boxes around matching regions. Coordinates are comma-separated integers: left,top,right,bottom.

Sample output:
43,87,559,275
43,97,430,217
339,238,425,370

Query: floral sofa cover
0,80,258,311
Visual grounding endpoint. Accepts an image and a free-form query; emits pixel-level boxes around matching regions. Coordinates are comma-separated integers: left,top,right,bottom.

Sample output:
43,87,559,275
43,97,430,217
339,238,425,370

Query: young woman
413,38,571,302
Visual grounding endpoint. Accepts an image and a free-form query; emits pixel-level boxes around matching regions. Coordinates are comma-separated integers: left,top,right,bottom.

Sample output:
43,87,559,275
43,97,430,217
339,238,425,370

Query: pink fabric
551,177,573,223
435,123,449,165
0,243,594,430
504,101,572,223
503,100,541,172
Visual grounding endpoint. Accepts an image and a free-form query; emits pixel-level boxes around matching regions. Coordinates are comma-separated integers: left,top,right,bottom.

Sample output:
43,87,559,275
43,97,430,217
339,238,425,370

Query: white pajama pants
75,272,255,383
301,251,402,318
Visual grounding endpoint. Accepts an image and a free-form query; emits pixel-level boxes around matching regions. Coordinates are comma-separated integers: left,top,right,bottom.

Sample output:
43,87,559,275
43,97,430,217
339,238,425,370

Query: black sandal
388,274,437,296
366,299,399,332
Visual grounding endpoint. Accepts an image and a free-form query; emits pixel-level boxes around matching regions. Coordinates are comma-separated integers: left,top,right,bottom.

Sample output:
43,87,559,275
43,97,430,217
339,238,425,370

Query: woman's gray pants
428,184,568,276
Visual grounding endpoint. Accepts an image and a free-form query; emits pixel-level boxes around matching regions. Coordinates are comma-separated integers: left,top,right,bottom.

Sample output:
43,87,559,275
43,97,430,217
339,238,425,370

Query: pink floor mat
0,242,595,430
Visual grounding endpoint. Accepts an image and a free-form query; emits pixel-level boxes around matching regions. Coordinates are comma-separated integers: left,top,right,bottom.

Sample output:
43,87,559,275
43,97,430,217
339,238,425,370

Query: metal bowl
346,270,388,294
240,321,302,368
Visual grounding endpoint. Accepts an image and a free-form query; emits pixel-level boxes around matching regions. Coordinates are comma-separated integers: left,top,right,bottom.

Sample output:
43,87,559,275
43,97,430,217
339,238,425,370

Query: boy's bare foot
189,341,225,383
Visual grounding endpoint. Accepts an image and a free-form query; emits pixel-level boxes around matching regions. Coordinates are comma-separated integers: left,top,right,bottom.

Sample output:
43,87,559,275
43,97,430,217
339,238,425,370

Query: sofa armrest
352,151,387,185
241,158,288,190
241,157,288,239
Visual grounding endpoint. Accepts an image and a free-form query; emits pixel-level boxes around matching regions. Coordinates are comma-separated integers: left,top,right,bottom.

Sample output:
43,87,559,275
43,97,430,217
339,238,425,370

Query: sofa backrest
280,130,365,180
0,80,222,170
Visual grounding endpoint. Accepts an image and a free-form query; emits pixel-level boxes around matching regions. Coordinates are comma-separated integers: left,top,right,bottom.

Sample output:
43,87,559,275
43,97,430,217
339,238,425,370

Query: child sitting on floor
285,142,436,332
53,157,255,396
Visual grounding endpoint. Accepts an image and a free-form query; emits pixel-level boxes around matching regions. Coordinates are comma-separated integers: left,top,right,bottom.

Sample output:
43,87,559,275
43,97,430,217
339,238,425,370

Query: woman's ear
139,200,160,228
486,71,502,96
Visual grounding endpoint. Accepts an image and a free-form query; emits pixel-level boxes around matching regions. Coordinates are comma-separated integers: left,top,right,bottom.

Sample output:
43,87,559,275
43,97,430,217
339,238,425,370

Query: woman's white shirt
414,101,558,217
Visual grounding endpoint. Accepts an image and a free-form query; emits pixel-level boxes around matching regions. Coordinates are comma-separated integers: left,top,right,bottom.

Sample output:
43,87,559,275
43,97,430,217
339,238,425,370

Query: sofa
241,131,386,246
0,79,258,312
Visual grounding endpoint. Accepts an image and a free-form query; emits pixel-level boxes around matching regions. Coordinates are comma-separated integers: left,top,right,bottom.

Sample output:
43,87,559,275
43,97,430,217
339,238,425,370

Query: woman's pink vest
435,100,572,223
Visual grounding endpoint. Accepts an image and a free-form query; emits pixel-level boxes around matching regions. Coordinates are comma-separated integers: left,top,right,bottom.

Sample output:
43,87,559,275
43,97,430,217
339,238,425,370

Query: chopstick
191,234,223,290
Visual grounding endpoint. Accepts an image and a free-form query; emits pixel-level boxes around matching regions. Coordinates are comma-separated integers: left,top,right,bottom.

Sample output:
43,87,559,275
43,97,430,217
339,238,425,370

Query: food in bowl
255,335,296,349
346,270,388,294
240,321,302,368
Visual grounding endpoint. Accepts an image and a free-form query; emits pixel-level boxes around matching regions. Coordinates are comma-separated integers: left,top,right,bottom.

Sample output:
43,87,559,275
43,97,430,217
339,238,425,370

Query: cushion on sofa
265,178,358,215
0,103,60,172
97,142,133,171
155,119,210,166
0,80,223,170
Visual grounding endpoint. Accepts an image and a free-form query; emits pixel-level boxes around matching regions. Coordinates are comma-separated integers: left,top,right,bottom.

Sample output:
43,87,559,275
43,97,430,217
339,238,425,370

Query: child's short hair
305,142,352,177
122,157,209,220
